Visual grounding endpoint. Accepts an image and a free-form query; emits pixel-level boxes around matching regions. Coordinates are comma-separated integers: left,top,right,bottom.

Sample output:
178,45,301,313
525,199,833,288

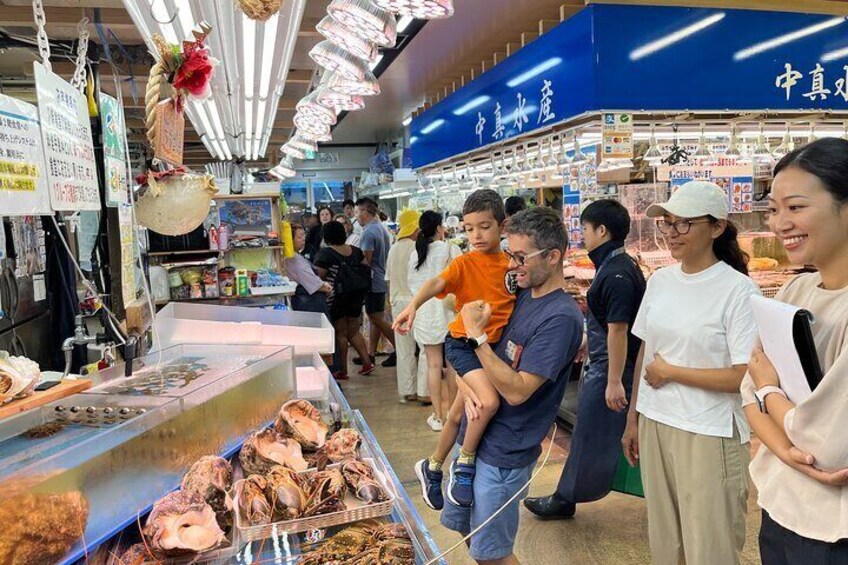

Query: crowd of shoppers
285,140,848,564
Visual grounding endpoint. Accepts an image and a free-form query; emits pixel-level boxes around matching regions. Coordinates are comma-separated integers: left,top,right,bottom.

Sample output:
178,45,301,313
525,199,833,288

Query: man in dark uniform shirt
524,199,646,519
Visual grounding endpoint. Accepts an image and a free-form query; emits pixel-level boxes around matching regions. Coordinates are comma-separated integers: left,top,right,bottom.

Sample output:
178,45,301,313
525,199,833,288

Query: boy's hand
392,304,416,335
461,300,491,336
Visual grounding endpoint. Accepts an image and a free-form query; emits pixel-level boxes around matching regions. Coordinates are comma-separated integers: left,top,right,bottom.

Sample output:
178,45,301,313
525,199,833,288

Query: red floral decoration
172,43,214,98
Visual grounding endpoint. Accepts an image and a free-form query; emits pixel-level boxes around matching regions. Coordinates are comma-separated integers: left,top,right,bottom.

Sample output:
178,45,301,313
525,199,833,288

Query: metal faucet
62,314,107,378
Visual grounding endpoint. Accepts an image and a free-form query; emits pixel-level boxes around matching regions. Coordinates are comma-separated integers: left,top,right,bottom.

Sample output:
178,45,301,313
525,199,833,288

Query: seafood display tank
0,343,296,565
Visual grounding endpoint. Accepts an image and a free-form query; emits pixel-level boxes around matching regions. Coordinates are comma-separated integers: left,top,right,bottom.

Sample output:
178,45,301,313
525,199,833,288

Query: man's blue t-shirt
359,219,391,293
459,288,584,469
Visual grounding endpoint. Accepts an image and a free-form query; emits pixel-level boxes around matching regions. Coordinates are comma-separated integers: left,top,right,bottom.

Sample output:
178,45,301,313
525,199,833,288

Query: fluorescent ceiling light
206,101,225,140
255,99,267,146
259,14,279,98
174,0,195,38
453,95,491,116
409,135,418,144
402,116,412,126
821,44,848,62
734,16,845,61
506,57,562,87
194,103,215,137
245,102,253,145
630,13,725,61
421,118,445,134
150,0,179,44
396,15,414,33
243,16,256,98
369,54,385,71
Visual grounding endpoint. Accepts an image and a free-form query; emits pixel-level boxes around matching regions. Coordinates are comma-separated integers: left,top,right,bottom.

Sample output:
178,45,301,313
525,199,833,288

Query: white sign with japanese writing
0,93,52,215
776,62,848,103
602,112,633,160
34,62,100,211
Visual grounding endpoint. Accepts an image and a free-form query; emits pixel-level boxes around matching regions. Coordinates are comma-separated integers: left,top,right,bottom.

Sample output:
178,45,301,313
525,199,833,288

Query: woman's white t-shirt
633,261,760,442
408,241,462,345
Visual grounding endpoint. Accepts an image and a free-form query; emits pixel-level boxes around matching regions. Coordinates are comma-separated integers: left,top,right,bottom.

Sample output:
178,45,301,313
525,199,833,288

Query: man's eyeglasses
504,248,548,266
655,218,711,235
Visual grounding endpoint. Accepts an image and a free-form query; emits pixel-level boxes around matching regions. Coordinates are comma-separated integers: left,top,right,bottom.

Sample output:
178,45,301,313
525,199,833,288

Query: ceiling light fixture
771,128,793,160
629,12,725,61
643,125,664,165
396,15,414,32
571,136,588,164
371,0,454,19
692,123,713,161
316,15,379,62
327,0,398,47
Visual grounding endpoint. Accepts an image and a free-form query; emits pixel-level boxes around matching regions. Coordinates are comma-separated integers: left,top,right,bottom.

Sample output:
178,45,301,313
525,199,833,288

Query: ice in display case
0,344,295,565
153,302,335,355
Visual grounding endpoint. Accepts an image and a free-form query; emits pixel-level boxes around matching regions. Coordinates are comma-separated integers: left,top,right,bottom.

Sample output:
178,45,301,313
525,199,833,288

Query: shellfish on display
0,352,39,404
239,428,309,475
342,459,388,504
265,466,308,521
234,475,273,526
307,428,361,470
180,455,234,530
143,491,225,557
274,399,329,451
299,520,415,565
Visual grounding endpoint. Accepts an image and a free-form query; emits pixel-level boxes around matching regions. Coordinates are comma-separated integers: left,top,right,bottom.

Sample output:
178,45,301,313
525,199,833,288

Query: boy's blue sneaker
447,459,476,507
414,459,444,510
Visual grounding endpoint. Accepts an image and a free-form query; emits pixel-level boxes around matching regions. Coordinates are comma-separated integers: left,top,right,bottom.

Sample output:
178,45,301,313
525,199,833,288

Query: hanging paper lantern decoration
314,86,365,112
327,0,397,48
371,0,454,19
321,71,381,97
309,40,370,82
316,16,379,63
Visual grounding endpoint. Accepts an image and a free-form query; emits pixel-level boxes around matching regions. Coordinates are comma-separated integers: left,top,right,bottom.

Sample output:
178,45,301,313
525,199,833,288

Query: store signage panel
100,93,130,207
0,94,52,215
593,5,848,113
602,112,633,160
412,5,848,168
410,9,597,167
34,62,100,211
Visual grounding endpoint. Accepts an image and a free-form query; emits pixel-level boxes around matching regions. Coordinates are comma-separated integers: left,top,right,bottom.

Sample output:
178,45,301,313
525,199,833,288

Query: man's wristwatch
755,385,787,414
466,332,488,350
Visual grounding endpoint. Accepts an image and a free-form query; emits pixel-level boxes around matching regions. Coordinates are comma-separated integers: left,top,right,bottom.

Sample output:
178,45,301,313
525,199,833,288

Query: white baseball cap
645,181,729,220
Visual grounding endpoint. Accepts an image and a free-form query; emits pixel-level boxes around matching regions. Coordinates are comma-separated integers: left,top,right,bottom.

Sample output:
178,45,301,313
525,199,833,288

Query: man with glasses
524,199,646,521
441,207,584,565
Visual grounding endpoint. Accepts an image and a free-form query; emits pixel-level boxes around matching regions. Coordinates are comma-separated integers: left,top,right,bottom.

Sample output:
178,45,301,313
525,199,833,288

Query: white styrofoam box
295,353,330,403
153,302,334,354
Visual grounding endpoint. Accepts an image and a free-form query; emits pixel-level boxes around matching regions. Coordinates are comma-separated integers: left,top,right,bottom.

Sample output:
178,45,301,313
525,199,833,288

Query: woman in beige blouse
742,138,848,564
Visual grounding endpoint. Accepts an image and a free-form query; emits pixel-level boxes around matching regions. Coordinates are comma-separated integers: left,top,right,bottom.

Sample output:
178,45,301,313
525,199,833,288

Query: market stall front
407,3,848,424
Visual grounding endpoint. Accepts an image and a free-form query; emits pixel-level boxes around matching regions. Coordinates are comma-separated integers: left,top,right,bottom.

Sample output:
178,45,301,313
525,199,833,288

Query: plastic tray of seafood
106,455,241,564
233,457,395,541
296,519,415,564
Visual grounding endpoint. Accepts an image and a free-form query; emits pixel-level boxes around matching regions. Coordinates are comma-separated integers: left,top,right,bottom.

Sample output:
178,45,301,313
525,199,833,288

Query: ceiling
2,0,848,167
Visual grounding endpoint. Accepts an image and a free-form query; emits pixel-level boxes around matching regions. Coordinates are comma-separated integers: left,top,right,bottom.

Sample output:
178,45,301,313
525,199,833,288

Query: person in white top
335,214,360,247
408,211,462,431
740,139,848,564
385,209,428,404
622,181,760,565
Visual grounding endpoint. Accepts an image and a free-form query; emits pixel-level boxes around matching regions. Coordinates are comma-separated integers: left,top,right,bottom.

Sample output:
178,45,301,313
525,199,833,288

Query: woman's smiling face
768,166,848,269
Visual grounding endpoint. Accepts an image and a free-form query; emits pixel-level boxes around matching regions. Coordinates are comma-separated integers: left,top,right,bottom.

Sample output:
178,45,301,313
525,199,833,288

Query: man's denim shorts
440,447,533,561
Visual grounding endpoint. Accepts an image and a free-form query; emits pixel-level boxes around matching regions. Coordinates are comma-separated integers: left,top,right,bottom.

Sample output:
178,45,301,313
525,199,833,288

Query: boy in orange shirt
394,189,516,509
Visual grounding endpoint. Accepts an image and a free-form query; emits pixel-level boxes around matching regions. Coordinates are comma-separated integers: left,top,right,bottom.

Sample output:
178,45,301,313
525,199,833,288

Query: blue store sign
411,4,848,167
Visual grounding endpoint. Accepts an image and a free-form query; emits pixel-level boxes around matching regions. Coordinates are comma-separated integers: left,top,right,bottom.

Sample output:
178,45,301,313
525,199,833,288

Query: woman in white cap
621,180,759,565
741,138,848,564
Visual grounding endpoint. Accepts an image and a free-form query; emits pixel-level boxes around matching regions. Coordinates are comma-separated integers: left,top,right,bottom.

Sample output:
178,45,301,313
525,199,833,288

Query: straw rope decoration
144,35,172,149
237,0,283,22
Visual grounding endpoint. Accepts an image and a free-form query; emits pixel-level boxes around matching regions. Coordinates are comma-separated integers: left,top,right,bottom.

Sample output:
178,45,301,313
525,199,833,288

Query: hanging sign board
118,203,137,307
0,94,52,215
99,93,130,207
602,112,633,160
154,100,185,166
658,163,756,214
34,62,100,211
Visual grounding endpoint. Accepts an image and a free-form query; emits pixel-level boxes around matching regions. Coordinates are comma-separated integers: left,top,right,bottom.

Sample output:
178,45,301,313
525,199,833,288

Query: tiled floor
339,359,765,565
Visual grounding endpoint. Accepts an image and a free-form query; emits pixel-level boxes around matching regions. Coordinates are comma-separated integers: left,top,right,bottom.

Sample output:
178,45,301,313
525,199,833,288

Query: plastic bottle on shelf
209,225,219,251
218,224,229,250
